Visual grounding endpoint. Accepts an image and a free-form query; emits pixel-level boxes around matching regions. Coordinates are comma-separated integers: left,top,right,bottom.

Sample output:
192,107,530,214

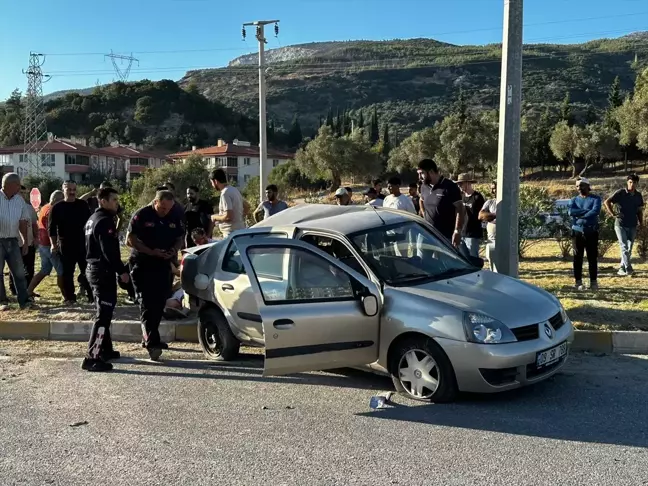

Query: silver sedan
181,204,574,402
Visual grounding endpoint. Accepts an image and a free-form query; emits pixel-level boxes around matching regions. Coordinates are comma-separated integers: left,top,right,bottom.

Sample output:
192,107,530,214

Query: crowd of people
0,161,643,371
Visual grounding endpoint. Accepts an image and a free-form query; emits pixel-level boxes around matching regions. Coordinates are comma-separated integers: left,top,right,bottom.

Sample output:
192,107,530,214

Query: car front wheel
197,307,240,361
390,336,457,403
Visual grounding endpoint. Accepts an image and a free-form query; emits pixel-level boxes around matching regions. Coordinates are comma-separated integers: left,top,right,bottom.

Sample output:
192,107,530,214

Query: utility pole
105,50,139,82
23,52,52,177
243,19,280,203
494,0,523,277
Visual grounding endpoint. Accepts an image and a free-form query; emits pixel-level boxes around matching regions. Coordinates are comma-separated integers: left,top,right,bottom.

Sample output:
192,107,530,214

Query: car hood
390,270,559,327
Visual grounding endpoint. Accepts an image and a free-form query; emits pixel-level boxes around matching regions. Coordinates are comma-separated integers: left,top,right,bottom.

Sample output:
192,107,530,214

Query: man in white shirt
479,181,497,271
0,173,33,310
383,177,417,214
364,188,383,207
209,169,249,238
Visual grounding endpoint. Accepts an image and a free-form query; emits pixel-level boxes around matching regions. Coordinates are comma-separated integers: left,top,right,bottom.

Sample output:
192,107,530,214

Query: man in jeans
9,185,39,297
569,178,601,290
604,174,644,276
0,173,33,311
456,173,485,258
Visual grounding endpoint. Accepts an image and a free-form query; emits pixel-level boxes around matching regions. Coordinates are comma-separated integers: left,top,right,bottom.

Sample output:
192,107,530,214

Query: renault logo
544,322,554,339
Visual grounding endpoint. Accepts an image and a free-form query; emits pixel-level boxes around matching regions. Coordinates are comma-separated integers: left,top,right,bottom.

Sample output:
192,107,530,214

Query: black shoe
159,342,169,350
81,358,113,372
147,347,162,361
102,350,121,361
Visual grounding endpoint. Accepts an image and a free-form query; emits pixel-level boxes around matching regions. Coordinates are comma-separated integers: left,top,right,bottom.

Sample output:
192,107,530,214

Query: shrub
597,211,617,260
546,207,573,260
636,216,648,262
518,185,553,258
22,174,64,204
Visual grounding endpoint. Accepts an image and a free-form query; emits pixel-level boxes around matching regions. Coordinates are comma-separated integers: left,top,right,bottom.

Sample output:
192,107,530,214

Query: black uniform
128,205,184,351
84,208,127,362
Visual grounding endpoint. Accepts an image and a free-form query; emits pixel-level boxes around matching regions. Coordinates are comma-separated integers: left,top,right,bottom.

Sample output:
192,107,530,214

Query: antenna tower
105,50,139,82
22,52,52,177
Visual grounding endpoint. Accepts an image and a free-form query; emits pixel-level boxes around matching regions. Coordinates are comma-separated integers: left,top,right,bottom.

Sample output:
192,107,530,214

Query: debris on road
69,421,88,427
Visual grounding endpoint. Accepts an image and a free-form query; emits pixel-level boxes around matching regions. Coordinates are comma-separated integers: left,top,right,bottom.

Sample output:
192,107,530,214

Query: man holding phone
126,190,185,360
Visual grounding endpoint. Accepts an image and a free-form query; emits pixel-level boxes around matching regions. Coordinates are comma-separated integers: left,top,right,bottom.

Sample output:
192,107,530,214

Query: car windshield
349,221,477,285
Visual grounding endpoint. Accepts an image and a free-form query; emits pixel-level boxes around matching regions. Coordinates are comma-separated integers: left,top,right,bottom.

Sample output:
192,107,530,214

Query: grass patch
1,237,646,331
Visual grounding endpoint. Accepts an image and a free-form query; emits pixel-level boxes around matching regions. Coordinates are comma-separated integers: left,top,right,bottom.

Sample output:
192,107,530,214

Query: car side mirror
469,256,485,269
362,294,379,317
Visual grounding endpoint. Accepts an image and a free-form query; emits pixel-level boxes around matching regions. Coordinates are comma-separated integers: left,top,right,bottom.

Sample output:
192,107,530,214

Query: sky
1,0,647,100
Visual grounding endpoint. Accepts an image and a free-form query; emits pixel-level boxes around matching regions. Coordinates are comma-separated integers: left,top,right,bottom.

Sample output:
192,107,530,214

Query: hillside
180,34,648,139
0,80,259,151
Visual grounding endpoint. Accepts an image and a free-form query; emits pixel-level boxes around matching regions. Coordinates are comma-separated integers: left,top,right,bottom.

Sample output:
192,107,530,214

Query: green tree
608,76,623,109
453,87,468,125
325,108,333,128
0,89,24,146
549,120,580,177
560,92,574,126
387,127,440,172
134,95,155,124
357,110,365,129
435,113,487,175
616,68,648,153
295,126,381,191
381,124,391,158
288,114,303,147
369,106,379,145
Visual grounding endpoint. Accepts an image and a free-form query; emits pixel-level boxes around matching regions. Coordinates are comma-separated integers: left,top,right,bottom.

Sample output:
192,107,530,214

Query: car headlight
463,312,517,344
559,303,569,323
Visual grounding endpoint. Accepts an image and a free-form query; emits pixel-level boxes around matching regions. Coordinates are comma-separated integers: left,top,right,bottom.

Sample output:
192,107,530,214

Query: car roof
253,203,414,235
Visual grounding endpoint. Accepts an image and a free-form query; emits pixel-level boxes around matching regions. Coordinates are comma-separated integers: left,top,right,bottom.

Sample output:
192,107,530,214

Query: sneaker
147,347,163,361
81,358,113,372
590,281,599,291
102,350,121,361
617,267,628,276
158,342,169,350
627,267,635,276
19,301,35,310
575,281,584,291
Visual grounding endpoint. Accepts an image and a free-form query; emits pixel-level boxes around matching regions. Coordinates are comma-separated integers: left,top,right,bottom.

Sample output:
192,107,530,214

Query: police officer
126,190,184,360
82,187,130,372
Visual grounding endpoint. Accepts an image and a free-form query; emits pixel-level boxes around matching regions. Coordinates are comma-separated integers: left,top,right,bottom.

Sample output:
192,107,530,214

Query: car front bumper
437,321,575,393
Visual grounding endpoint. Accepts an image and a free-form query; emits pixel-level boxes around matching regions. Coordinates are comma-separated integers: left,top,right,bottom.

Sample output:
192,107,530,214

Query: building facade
168,139,294,190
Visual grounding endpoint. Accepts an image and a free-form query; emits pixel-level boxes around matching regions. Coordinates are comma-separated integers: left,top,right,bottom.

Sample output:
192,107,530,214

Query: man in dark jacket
82,187,130,372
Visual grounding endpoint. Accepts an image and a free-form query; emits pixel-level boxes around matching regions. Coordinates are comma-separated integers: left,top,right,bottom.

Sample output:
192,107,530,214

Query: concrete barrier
0,321,646,354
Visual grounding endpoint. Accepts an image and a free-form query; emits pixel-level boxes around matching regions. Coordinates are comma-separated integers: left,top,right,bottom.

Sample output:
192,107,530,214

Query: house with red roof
168,139,294,189
0,136,171,183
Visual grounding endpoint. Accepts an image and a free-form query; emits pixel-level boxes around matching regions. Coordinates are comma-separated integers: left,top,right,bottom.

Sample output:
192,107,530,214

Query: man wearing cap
364,188,383,207
334,187,352,206
604,174,644,276
569,178,601,290
456,173,485,258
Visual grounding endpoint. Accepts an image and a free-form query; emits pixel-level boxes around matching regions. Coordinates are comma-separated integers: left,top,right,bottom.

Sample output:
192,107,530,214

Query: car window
246,246,355,303
299,234,368,278
222,233,287,275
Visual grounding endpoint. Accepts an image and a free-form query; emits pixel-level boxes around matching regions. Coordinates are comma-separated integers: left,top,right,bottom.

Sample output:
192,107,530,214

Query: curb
0,319,198,343
0,323,647,354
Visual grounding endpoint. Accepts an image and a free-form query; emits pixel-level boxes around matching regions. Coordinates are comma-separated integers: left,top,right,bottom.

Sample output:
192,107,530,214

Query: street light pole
494,0,523,277
243,19,280,203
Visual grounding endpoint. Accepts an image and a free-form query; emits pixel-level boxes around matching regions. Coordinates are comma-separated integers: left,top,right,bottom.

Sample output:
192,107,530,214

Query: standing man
81,181,124,228
254,184,288,223
364,188,383,207
83,187,130,372
27,190,65,299
209,169,248,238
334,187,352,206
417,159,466,247
372,179,387,200
49,181,93,304
184,185,213,247
408,183,421,213
0,173,33,311
383,177,417,214
569,178,601,291
456,173,485,258
9,185,39,296
127,190,184,360
604,174,644,276
479,181,498,271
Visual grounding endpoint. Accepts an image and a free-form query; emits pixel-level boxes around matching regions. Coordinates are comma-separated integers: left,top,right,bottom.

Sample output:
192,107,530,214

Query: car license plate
536,341,567,368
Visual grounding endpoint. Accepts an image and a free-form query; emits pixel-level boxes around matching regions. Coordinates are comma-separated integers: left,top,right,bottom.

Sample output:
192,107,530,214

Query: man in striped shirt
0,173,33,311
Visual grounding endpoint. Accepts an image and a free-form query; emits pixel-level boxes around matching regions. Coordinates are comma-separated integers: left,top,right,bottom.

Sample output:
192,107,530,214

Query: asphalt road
1,344,647,486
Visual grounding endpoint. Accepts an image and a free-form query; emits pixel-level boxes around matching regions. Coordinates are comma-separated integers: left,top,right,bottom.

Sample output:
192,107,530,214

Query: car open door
235,238,382,376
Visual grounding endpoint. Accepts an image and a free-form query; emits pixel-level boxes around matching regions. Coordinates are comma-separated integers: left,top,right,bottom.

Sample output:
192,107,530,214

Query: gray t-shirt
609,189,644,228
218,186,245,236
482,199,497,240
257,200,288,220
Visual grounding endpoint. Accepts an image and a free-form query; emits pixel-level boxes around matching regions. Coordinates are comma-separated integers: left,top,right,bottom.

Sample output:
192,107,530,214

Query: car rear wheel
197,307,240,361
390,336,457,403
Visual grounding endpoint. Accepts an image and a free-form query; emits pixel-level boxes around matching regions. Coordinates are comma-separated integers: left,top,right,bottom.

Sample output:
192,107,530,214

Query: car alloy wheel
397,349,440,399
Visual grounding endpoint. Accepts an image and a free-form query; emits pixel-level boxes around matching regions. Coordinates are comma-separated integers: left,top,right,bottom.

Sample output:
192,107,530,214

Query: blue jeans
38,246,63,276
0,238,29,306
461,237,481,258
614,224,637,271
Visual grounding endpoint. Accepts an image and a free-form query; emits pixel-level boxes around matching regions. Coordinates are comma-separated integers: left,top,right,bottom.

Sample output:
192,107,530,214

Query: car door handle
273,319,294,330
221,284,234,291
